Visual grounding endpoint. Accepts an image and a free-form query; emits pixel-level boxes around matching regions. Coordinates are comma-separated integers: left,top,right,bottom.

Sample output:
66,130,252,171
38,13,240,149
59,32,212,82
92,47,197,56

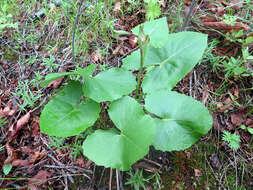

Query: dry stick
72,0,87,64
116,170,120,190
109,168,113,190
181,0,198,31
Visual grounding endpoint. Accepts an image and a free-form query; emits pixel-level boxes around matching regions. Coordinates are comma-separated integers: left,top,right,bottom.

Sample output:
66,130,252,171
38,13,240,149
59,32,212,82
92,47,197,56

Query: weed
223,57,245,79
0,0,18,33
41,55,59,72
222,131,241,151
240,125,253,135
125,169,149,190
49,134,86,161
0,117,7,128
145,0,161,21
11,81,42,111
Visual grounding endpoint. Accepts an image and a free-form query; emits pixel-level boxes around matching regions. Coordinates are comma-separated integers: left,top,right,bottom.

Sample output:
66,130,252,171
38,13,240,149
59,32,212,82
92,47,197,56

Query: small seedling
0,0,18,32
145,0,161,21
240,125,253,135
0,117,7,128
222,131,241,151
223,57,245,79
125,169,149,190
11,81,42,111
3,164,12,176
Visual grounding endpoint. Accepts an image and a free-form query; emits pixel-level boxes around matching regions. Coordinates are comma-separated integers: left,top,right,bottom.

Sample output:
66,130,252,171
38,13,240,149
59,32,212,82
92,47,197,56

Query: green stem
135,45,145,101
135,25,149,102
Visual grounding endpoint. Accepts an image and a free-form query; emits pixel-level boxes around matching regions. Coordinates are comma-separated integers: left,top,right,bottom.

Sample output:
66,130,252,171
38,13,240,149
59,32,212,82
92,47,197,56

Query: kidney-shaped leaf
132,17,169,48
122,32,207,93
82,68,137,103
145,90,212,151
142,32,207,94
40,81,100,137
82,96,155,171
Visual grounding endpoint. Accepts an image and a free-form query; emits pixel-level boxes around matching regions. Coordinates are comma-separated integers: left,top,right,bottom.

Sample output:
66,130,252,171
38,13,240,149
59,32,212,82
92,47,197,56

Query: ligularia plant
40,17,213,171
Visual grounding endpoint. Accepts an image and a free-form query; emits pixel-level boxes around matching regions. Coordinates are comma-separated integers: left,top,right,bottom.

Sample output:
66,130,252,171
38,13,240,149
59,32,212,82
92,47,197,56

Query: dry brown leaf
76,157,86,168
4,143,17,165
194,169,202,177
113,42,123,55
199,15,219,22
231,112,244,126
28,170,52,188
47,77,63,89
203,22,250,31
217,7,225,16
90,50,103,63
9,111,31,139
129,34,138,48
12,159,30,167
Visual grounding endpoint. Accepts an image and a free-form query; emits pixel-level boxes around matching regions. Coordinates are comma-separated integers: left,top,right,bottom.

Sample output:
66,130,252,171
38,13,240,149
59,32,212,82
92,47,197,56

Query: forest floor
0,0,253,189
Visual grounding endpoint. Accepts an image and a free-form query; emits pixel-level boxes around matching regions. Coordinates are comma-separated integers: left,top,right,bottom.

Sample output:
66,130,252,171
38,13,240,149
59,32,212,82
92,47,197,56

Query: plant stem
135,25,149,102
135,45,145,101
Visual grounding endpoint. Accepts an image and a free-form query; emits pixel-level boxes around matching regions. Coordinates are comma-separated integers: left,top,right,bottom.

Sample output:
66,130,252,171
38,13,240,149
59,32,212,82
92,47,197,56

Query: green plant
39,17,212,171
11,81,42,111
0,0,18,33
222,131,241,151
240,125,253,135
49,134,86,161
3,164,12,176
125,169,150,190
144,0,161,21
0,117,7,128
223,56,245,78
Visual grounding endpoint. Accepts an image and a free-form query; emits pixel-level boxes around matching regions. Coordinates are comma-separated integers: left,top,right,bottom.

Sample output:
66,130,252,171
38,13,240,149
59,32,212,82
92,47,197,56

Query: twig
181,0,198,31
72,0,87,64
109,168,113,190
116,170,120,190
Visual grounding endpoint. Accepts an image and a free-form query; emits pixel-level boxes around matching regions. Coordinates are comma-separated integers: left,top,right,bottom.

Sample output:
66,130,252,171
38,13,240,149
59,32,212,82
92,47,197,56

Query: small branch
109,168,113,190
72,0,87,64
181,0,197,31
116,170,120,190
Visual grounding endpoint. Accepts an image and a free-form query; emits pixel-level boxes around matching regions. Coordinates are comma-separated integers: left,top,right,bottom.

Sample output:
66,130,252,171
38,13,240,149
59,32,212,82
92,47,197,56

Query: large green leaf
82,96,155,171
122,32,207,94
142,32,207,94
132,17,169,48
145,90,212,151
40,81,100,137
82,68,137,103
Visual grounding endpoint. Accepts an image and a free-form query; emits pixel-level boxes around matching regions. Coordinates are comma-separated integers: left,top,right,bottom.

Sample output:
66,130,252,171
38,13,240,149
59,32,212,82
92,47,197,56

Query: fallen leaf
129,34,138,48
4,143,17,165
194,169,202,177
231,112,244,126
90,50,103,63
47,77,63,89
12,159,30,167
217,7,225,16
203,22,250,31
9,111,31,140
28,170,52,188
112,42,123,55
76,157,86,168
199,15,218,22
